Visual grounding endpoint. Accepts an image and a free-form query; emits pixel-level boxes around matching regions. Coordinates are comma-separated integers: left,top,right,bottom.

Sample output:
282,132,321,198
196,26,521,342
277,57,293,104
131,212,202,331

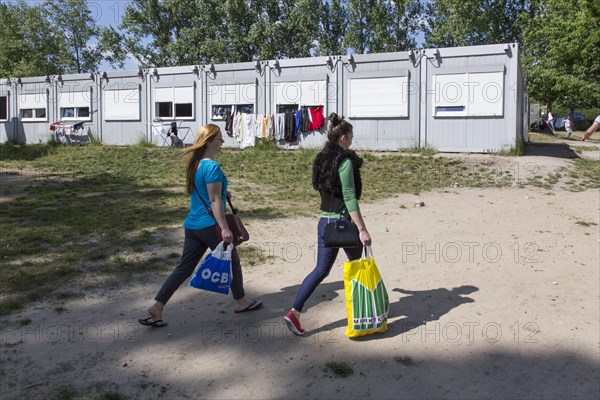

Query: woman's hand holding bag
189,242,233,295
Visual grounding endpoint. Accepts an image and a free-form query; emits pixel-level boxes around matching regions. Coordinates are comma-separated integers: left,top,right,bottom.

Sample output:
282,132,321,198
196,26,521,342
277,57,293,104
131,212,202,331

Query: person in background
547,109,556,135
564,115,572,139
581,115,600,142
283,113,371,336
139,124,262,328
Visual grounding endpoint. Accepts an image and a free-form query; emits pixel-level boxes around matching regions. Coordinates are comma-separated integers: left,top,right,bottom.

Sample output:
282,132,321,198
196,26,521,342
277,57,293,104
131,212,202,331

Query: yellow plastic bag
343,246,390,337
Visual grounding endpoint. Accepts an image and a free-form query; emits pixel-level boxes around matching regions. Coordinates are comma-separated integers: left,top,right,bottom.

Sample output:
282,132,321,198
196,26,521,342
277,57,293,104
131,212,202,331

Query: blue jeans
292,218,363,312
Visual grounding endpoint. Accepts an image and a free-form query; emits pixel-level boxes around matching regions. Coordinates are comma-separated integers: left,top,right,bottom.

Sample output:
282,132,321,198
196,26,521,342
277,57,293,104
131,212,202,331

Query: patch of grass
324,361,354,378
51,384,78,400
237,244,272,266
393,355,415,366
96,388,127,400
88,130,102,146
419,146,437,156
0,142,57,161
575,220,597,227
55,291,84,300
0,298,25,315
137,132,155,148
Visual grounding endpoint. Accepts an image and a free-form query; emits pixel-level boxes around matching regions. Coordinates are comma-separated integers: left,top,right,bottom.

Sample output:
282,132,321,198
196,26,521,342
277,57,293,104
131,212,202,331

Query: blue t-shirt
183,159,228,230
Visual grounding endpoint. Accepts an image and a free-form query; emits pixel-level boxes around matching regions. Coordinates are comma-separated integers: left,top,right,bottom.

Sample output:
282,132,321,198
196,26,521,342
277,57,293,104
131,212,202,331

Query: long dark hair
327,113,352,143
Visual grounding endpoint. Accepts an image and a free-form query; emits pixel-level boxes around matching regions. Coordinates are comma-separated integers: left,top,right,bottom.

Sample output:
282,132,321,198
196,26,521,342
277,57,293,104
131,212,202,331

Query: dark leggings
155,226,245,304
292,218,363,312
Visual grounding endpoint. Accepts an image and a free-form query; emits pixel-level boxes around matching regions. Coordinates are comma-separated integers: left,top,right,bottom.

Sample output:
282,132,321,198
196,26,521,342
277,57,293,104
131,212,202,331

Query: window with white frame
59,89,92,121
103,88,140,121
348,76,409,118
433,71,504,117
19,93,47,121
208,84,256,120
0,95,7,121
154,86,194,119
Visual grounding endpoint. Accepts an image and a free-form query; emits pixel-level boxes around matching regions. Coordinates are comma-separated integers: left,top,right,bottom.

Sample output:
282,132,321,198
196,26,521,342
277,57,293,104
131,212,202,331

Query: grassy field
0,141,598,315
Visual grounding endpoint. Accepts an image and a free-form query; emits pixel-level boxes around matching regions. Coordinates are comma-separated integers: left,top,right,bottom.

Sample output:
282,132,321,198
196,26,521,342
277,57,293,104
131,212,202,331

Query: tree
345,0,375,54
345,0,421,54
44,0,103,73
315,0,348,56
390,0,423,50
0,1,62,77
103,0,202,67
280,0,322,58
521,0,600,111
425,0,534,47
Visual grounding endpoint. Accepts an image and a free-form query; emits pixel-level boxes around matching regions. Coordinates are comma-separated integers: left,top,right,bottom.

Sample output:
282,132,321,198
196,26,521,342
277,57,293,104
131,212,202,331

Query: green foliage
0,1,62,77
102,0,421,66
425,0,533,47
43,0,102,73
345,0,421,54
521,0,600,109
0,0,117,78
316,0,349,56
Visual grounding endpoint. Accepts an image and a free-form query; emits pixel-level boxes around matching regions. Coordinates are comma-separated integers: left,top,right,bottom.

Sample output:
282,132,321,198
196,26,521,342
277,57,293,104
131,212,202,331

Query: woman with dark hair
283,113,371,336
139,124,262,328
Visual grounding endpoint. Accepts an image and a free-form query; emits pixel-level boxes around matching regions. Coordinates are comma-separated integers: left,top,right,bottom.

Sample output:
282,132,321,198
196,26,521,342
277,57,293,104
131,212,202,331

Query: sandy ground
1,148,599,399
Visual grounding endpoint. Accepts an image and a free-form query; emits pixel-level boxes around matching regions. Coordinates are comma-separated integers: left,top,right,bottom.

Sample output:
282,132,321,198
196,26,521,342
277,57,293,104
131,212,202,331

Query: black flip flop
138,316,168,328
234,299,263,313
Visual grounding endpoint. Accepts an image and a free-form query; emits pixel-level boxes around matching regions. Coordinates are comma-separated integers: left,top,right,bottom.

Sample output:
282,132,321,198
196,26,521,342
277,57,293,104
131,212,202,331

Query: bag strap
194,184,238,216
194,184,215,218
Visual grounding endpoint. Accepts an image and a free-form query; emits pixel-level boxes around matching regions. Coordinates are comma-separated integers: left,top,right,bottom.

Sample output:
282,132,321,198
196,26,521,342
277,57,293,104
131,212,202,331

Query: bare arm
207,182,232,243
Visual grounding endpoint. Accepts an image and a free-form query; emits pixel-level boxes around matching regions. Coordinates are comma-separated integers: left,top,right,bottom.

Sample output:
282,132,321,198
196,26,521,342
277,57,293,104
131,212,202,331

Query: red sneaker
283,310,305,336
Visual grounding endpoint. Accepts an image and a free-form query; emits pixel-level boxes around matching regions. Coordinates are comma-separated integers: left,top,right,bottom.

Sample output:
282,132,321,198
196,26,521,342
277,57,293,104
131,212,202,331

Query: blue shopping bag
190,242,233,295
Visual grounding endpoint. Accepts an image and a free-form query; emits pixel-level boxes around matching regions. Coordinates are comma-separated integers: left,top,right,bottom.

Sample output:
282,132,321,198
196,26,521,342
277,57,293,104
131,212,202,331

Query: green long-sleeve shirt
321,158,359,218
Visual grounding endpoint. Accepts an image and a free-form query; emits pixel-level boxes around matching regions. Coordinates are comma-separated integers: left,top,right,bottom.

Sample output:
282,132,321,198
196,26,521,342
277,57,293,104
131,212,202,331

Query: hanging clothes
261,115,270,140
257,115,265,138
225,111,234,137
234,112,243,142
276,113,285,141
269,114,276,140
294,110,302,138
308,106,325,131
284,111,296,142
241,114,256,149
300,107,310,133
